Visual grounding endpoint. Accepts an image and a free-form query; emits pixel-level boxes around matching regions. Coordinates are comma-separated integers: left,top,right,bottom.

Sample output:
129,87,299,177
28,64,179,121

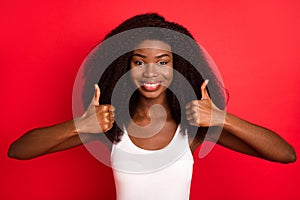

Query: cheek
130,68,143,84
162,67,173,81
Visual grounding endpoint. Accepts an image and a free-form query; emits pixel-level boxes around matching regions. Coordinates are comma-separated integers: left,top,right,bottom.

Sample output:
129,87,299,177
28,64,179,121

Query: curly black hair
81,13,227,147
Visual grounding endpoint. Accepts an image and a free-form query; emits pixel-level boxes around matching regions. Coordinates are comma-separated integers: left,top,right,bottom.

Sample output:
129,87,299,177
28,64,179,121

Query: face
130,40,173,100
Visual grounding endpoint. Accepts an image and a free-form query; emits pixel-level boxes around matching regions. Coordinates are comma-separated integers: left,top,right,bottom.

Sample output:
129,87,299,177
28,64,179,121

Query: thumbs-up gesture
185,80,224,127
75,84,115,133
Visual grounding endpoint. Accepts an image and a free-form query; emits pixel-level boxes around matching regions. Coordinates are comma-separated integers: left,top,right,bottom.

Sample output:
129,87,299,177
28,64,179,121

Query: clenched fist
185,80,225,127
75,84,115,133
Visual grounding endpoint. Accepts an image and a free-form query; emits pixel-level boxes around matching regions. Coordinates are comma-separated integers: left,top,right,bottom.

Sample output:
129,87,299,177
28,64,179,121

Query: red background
1,0,299,199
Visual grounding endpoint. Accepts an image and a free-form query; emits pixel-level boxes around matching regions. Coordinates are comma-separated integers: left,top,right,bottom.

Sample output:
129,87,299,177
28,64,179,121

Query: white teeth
143,82,160,87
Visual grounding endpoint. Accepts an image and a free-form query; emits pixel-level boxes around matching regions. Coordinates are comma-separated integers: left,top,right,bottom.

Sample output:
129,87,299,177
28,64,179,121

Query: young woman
8,13,296,200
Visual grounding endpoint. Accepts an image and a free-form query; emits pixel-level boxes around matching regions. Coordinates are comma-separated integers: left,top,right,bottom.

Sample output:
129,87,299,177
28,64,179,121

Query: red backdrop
1,0,299,199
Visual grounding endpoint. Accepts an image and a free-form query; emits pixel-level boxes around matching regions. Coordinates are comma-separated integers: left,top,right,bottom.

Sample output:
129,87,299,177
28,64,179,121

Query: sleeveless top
111,125,194,200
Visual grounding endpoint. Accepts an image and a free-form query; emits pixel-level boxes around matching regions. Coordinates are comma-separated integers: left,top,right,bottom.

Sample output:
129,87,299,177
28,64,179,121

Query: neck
135,93,170,119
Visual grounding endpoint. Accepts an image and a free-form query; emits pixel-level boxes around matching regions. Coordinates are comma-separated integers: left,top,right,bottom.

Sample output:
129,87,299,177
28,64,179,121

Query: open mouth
140,82,161,91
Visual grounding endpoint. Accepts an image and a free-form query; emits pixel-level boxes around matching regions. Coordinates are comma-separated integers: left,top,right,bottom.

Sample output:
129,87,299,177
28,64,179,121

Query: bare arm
186,80,296,163
207,114,296,163
8,84,115,160
8,120,86,159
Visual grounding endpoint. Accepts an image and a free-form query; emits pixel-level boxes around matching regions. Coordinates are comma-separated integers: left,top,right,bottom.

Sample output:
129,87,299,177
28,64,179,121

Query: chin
138,88,167,100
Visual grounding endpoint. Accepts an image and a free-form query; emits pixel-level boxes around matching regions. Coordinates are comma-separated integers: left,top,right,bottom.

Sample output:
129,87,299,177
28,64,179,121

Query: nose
143,63,158,78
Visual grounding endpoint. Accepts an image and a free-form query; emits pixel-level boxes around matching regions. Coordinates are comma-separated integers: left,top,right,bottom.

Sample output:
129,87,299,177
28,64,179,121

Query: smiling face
130,40,173,101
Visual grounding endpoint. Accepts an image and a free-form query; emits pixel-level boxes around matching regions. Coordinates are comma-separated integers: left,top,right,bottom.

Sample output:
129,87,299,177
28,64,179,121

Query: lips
140,82,161,91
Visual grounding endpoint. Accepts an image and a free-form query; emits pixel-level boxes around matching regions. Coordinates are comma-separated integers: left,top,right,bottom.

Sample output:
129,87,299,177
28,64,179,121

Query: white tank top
111,125,194,200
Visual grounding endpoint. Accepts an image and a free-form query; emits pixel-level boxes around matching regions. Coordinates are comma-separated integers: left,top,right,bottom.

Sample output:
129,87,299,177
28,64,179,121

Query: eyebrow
132,53,171,59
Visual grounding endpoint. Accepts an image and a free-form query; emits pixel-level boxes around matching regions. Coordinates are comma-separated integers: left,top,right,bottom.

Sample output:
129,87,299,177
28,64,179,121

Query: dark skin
8,40,296,164
127,96,178,151
125,40,177,150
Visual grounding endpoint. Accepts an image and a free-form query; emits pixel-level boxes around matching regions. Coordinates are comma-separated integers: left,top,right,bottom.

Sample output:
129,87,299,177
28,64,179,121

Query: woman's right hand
75,84,115,134
8,84,114,160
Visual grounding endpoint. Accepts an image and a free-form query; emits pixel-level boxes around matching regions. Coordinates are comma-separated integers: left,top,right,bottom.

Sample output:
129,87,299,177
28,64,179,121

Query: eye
158,61,168,66
134,60,145,66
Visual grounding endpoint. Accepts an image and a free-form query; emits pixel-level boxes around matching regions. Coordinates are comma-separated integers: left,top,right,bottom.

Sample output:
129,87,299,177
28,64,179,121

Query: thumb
93,84,100,105
201,79,209,100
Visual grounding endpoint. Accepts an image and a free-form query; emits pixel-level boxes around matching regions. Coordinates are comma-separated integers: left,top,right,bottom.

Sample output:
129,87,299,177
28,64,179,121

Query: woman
8,13,296,200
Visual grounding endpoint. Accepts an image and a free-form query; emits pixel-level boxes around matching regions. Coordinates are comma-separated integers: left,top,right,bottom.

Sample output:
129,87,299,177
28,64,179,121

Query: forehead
134,40,172,52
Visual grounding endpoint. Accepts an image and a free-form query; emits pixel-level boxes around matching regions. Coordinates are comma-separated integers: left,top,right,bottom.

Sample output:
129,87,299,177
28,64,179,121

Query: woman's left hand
185,80,225,127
